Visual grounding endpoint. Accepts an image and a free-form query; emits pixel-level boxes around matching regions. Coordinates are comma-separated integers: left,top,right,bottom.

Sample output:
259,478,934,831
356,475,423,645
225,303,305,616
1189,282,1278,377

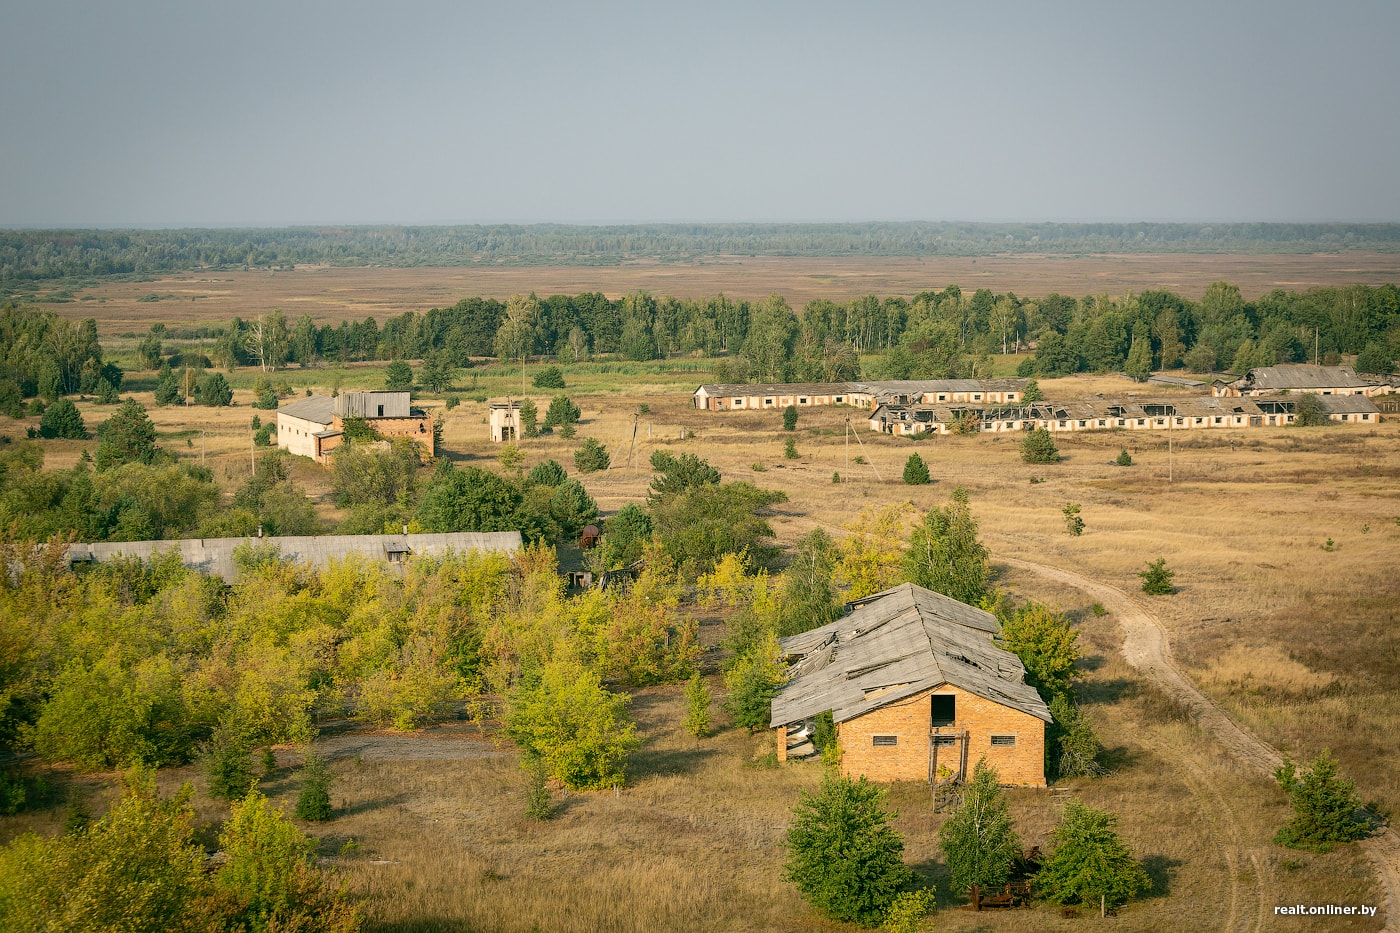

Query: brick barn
770,583,1052,786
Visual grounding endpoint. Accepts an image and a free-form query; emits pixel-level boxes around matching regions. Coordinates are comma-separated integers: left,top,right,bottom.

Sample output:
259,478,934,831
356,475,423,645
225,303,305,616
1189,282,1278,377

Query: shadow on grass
1097,743,1143,773
628,741,719,781
337,791,411,817
1079,677,1140,705
1141,854,1181,898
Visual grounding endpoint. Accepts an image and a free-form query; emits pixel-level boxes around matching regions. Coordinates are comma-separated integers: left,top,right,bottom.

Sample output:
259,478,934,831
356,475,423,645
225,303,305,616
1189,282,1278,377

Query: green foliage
532,366,566,389
683,672,712,738
722,637,786,732
526,458,567,486
0,379,22,419
196,371,233,407
651,481,788,580
783,437,798,459
1273,751,1367,851
1355,341,1393,375
261,745,278,775
524,755,552,820
95,399,159,471
444,393,460,409
592,501,652,571
782,404,798,431
902,453,930,485
647,450,720,504
153,365,184,406
518,397,538,436
294,749,333,821
1139,557,1175,595
904,487,989,605
938,759,1021,894
543,394,581,428
1294,393,1329,427
415,462,520,534
832,471,841,483
883,887,937,933
1125,330,1153,381
204,718,256,801
1062,502,1084,536
573,437,610,473
1115,448,1133,466
37,397,87,439
1049,695,1105,779
1020,427,1060,464
339,417,381,443
1035,800,1151,909
0,771,207,933
252,376,280,410
996,602,1081,701
784,772,914,926
506,658,639,791
776,529,841,636
419,350,455,393
384,359,413,391
1021,379,1043,402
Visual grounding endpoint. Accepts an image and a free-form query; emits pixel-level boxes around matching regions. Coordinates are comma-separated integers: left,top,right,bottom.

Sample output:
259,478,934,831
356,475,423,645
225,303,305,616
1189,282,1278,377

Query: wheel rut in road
1001,556,1397,932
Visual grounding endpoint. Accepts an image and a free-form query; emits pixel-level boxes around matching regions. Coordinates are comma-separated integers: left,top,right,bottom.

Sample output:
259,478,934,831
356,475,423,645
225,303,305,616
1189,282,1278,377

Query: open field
29,251,1400,336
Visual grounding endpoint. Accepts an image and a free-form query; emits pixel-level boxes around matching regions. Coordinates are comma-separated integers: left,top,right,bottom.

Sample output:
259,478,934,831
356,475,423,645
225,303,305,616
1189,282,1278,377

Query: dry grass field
5,358,1396,931
31,251,1400,336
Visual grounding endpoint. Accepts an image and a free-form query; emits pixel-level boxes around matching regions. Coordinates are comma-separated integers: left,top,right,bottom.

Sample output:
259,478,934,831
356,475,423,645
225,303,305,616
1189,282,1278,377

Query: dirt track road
1001,556,1399,932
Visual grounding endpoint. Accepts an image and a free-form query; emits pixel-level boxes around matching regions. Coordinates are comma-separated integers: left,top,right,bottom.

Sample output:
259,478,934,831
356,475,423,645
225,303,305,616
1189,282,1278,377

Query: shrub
506,659,639,791
1049,695,1105,779
543,394,581,428
784,773,913,925
1115,448,1132,466
1139,557,1175,595
1273,751,1367,851
1020,427,1059,463
204,719,256,802
683,673,712,738
832,471,841,483
939,759,1020,894
883,888,937,933
294,750,333,822
1062,502,1084,536
902,453,930,485
783,404,798,431
1021,379,1043,402
524,755,551,820
532,366,566,389
260,746,278,776
37,397,87,439
722,639,786,732
574,437,610,473
784,437,798,459
444,394,460,409
385,360,413,391
1035,800,1150,910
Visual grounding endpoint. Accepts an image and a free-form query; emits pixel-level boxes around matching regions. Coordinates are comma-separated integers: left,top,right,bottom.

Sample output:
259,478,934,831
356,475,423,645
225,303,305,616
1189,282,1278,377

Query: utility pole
1168,407,1173,484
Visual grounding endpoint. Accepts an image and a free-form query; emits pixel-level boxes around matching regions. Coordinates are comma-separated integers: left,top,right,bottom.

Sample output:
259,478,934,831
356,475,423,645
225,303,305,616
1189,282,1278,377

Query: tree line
6,222,1400,287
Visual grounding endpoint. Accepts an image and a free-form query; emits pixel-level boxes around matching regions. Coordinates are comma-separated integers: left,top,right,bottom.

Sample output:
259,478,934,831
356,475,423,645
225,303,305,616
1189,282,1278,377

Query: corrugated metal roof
66,532,522,581
278,395,336,424
770,583,1051,728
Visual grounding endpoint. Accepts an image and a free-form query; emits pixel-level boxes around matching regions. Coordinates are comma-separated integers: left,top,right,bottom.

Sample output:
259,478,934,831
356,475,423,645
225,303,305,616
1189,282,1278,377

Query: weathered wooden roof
694,382,855,397
1238,365,1378,391
65,532,522,581
1310,394,1381,414
770,583,1051,728
278,395,337,424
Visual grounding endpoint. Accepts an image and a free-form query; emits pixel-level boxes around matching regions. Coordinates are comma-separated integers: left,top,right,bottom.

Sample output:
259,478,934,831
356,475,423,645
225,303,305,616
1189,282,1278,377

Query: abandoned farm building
64,532,522,582
771,583,1052,787
692,379,1026,412
1213,364,1391,398
277,391,435,464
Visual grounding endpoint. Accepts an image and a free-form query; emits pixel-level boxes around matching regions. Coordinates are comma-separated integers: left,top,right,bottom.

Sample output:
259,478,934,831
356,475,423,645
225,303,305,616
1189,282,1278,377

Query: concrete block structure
771,583,1051,787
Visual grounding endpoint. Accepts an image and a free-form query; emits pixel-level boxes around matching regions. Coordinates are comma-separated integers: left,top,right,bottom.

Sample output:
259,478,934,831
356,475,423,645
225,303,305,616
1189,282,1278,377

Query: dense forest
4,222,1400,285
130,281,1399,385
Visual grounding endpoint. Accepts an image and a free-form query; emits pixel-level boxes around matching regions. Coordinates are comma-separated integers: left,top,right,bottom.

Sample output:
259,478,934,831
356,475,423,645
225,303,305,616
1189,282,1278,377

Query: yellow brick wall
838,685,1045,786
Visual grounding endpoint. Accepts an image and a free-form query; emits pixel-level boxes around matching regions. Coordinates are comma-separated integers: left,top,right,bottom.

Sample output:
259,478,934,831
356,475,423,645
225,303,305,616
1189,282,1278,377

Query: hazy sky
2,1,1397,227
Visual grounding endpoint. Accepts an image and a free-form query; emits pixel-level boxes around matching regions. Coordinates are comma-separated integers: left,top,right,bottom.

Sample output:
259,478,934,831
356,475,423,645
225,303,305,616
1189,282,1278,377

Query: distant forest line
4,222,1400,286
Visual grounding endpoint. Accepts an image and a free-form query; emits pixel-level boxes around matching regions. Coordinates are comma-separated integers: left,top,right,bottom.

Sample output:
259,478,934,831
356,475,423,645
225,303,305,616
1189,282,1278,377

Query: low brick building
277,391,434,463
770,583,1051,786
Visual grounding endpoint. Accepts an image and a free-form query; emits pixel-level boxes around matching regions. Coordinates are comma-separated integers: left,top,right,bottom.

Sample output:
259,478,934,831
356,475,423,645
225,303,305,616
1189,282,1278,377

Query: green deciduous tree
506,658,639,791
938,759,1021,894
904,487,989,605
1294,393,1329,427
902,453,930,485
1273,751,1367,851
1035,800,1150,910
996,602,1081,701
38,397,86,439
1020,427,1059,464
722,636,786,732
419,350,455,393
1049,695,1105,779
384,360,413,391
784,772,914,926
648,450,720,504
651,481,787,579
416,462,521,534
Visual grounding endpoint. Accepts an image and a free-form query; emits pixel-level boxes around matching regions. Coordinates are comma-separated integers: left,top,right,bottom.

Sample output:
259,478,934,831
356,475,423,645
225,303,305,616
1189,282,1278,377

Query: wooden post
971,885,981,911
1101,894,1106,918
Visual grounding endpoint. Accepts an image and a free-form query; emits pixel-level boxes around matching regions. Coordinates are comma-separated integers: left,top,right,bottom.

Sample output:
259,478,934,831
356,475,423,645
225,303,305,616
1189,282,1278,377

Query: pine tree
293,749,333,821
38,397,87,439
1021,379,1043,402
1139,558,1175,595
154,365,184,406
938,759,1021,894
204,720,255,802
573,437,610,473
1115,448,1132,466
385,360,413,390
1049,695,1105,779
1062,502,1084,536
683,673,712,738
1020,427,1059,464
1035,800,1150,909
783,404,798,431
902,453,930,485
1273,751,1367,851
784,773,913,925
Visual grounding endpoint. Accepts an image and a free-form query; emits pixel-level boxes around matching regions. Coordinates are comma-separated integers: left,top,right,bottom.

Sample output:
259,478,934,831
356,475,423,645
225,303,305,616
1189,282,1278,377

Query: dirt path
1001,556,1399,932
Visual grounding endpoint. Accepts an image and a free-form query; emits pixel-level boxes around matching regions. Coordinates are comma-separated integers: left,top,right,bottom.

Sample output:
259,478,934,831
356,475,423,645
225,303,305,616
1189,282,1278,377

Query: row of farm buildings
693,365,1394,437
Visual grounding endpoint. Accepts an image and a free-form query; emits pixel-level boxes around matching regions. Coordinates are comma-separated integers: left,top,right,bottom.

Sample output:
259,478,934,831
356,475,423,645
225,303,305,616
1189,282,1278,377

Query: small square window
990,735,1016,746
932,735,958,747
872,735,898,747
